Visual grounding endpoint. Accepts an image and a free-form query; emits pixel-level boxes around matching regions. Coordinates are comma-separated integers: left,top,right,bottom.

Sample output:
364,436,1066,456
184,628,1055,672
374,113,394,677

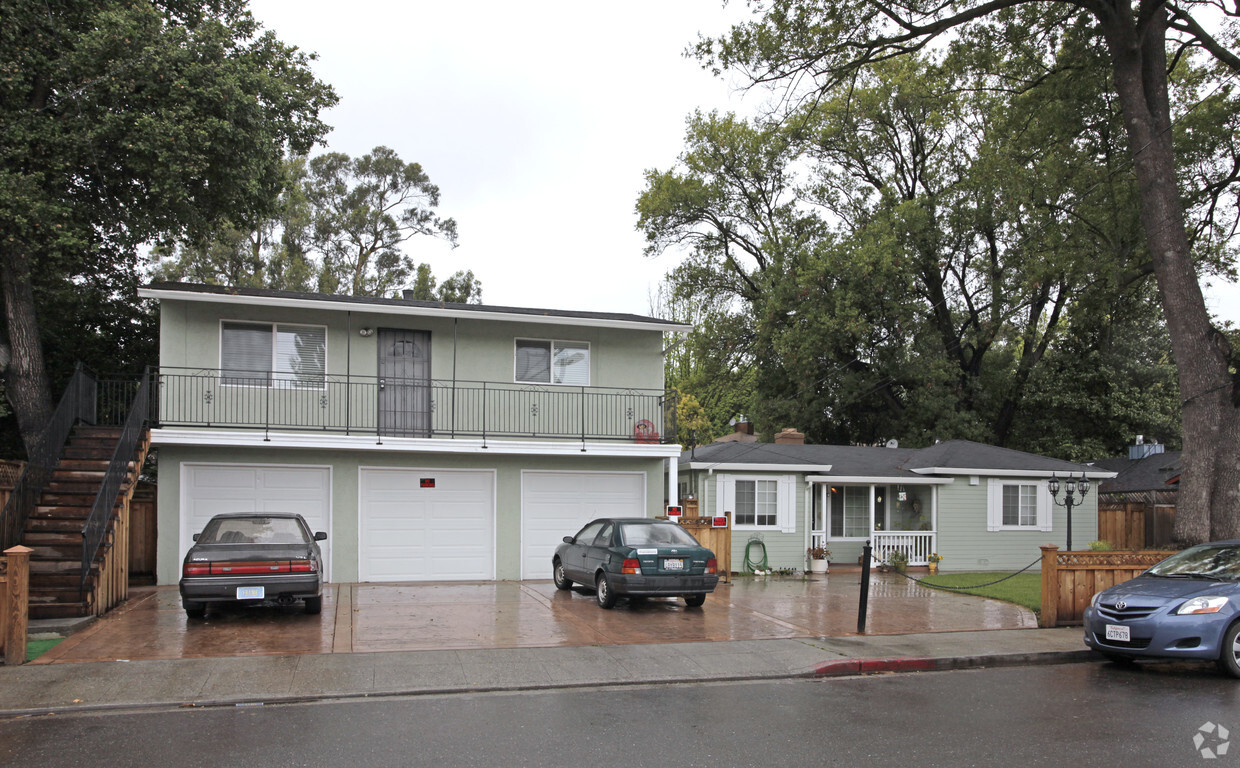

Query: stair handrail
0,364,97,550
80,367,152,591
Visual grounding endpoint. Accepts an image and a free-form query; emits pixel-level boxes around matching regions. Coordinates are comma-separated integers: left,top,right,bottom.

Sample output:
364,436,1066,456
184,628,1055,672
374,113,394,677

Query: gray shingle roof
681,438,1105,477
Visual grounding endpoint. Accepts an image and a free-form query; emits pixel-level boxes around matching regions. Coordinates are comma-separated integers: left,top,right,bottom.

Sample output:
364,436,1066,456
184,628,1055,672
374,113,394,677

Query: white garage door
181,464,332,580
521,471,646,579
359,468,495,582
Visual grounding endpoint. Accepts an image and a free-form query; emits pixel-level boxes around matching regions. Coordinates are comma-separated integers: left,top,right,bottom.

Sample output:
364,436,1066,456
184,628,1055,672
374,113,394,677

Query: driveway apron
31,572,1036,664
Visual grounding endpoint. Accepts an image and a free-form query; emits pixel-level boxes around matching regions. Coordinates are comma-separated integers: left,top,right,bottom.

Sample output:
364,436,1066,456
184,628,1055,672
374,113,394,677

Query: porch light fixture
358,327,375,337
1048,473,1091,552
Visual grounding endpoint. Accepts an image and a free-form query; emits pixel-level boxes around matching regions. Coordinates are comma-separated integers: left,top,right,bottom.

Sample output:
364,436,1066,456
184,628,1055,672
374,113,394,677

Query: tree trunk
0,246,53,459
1103,13,1240,544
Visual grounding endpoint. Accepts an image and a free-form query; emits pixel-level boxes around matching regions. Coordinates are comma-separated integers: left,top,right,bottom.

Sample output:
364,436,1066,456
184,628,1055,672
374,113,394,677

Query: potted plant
887,549,908,574
927,552,942,574
807,546,830,574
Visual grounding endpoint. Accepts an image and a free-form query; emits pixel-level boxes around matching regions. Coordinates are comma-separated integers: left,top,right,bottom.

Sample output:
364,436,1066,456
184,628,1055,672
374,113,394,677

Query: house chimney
774,427,804,445
402,289,416,301
734,420,754,436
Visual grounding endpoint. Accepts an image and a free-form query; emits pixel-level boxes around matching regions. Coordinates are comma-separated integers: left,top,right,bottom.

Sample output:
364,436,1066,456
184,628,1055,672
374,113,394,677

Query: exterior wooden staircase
22,425,151,619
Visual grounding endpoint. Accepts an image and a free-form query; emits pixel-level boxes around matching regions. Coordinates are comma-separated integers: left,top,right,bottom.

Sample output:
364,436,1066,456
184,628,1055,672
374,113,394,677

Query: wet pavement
32,571,1036,664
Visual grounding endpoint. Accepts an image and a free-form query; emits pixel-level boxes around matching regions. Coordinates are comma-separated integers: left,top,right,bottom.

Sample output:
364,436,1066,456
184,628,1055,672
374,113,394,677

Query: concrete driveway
32,572,1036,664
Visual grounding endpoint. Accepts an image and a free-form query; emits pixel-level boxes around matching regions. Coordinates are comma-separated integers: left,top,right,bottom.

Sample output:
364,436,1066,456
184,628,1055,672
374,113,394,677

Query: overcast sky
247,0,1240,325
247,0,752,318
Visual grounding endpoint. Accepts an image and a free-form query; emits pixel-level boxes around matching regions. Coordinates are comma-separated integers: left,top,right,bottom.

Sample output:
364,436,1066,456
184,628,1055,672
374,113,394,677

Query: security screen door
377,328,431,437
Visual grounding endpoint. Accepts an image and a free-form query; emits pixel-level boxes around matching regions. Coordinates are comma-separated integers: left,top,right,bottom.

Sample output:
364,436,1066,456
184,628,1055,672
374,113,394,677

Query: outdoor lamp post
1049,473,1091,551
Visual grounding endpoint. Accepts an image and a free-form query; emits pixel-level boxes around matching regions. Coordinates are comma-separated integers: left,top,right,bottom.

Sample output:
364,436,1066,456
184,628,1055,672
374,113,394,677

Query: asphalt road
1,662,1237,767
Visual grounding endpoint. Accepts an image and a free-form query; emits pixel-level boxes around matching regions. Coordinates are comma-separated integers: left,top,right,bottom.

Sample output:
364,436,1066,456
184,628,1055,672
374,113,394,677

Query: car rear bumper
180,574,322,603
1083,605,1233,661
608,572,720,596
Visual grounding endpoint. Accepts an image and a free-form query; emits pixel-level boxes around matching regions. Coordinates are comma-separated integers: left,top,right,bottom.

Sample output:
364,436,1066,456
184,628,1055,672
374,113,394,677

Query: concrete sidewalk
0,627,1095,717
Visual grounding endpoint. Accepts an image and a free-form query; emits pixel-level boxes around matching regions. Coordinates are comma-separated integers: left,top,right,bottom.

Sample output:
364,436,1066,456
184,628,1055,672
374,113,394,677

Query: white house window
987,479,1051,531
221,321,326,388
515,339,589,385
735,479,778,526
716,474,795,532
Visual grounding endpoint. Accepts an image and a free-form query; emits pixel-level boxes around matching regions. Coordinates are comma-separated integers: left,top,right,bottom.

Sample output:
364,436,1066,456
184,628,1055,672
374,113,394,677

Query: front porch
809,479,946,566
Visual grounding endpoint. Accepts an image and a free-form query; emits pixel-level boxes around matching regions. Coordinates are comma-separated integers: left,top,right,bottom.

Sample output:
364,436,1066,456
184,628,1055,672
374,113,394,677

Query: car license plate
1105,624,1130,642
663,558,684,571
237,586,264,600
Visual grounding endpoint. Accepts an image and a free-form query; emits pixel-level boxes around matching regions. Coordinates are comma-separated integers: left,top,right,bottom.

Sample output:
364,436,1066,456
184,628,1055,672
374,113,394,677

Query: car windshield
619,523,700,547
1146,543,1240,581
198,517,309,545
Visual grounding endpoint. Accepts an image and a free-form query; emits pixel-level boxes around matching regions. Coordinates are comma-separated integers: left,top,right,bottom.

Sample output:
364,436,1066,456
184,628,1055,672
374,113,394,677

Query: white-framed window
716,474,795,532
221,321,326,388
514,338,590,385
986,479,1051,531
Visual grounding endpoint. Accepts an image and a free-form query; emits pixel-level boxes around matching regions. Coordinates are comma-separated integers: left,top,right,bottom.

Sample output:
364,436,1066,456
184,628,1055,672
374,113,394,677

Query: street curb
810,650,1098,678
0,651,1100,719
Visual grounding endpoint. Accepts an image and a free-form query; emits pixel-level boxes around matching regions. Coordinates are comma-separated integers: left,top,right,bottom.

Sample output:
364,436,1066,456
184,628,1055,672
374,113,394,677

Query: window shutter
986,479,1000,531
1038,482,1053,532
778,475,796,533
716,474,734,519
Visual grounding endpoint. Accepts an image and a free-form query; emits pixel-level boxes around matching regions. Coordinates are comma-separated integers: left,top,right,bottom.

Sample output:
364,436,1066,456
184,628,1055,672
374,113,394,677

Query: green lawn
25,637,64,663
916,571,1042,615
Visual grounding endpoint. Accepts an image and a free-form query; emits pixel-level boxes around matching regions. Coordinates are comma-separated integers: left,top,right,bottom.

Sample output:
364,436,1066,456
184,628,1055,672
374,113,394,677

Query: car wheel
184,600,206,619
304,595,323,615
596,572,617,609
1218,621,1240,679
553,559,573,590
684,594,706,608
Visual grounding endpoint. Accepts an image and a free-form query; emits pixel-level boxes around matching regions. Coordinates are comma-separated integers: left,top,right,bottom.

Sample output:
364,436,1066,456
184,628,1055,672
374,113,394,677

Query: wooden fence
1097,492,1176,549
1039,545,1179,627
129,482,157,584
2,545,31,666
677,515,731,583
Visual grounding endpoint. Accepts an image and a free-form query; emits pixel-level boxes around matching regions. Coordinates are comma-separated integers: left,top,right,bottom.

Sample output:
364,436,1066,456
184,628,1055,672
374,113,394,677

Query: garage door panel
181,464,331,580
521,471,644,580
359,469,494,582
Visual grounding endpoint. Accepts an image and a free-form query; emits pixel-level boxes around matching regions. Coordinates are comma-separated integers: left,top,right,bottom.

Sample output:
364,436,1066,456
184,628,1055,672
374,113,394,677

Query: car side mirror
192,533,200,542
563,536,575,544
314,531,327,541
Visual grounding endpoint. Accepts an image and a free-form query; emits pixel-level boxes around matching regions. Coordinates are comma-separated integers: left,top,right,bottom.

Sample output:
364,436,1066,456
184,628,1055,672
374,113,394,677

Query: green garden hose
744,539,769,573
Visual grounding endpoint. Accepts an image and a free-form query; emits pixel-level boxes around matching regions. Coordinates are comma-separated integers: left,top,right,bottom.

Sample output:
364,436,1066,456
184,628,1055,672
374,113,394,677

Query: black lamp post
1049,473,1091,551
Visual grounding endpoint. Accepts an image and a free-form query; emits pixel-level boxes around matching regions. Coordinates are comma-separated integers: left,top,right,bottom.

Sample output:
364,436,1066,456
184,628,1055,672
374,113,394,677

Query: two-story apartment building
138,283,688,585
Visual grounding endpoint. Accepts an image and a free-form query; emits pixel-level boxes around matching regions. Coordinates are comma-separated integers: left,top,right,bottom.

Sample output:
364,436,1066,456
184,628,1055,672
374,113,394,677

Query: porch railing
0,365,96,550
151,367,677,443
872,531,936,566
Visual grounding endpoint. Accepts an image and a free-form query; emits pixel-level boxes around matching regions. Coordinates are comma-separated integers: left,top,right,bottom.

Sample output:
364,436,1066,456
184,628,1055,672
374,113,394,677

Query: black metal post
858,540,872,634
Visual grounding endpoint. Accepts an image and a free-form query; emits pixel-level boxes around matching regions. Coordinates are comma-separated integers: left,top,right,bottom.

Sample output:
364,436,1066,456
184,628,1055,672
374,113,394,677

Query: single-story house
138,282,690,585
679,433,1116,571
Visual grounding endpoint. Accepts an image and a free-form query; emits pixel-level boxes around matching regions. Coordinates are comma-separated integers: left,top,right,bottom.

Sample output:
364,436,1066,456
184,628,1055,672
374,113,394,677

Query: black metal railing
81,367,153,590
0,364,97,550
152,367,677,444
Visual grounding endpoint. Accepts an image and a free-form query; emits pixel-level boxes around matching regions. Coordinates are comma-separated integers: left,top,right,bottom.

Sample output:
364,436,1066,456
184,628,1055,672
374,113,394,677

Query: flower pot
809,559,829,574
928,562,939,574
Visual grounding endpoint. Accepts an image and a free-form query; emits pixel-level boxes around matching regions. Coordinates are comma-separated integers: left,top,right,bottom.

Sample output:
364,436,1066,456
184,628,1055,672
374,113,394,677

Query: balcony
147,367,677,444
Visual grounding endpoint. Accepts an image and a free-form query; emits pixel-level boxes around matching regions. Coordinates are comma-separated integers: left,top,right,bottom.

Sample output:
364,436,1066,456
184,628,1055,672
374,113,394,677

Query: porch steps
20,425,145,620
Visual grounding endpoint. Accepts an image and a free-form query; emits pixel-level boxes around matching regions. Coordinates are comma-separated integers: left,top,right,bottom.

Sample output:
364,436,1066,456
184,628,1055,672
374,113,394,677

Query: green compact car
552,518,719,609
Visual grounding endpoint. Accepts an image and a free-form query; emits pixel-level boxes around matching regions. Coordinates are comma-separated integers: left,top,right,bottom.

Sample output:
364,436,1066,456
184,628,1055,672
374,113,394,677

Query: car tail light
289,560,317,573
705,558,718,575
183,563,210,576
622,558,642,575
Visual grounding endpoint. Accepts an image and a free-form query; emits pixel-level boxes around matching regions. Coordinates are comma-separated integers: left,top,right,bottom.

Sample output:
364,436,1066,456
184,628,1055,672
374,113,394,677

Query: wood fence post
4,545,31,666
1039,545,1059,629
